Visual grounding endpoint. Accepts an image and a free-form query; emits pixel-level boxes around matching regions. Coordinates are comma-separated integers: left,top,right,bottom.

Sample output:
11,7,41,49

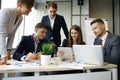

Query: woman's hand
57,50,64,57
71,54,75,62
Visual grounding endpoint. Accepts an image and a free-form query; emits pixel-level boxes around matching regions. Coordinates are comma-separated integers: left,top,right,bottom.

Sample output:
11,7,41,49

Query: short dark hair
47,2,57,9
17,0,35,9
90,18,105,25
35,23,48,30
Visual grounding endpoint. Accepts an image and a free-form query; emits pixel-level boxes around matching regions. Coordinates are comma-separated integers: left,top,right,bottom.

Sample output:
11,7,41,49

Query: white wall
72,0,89,42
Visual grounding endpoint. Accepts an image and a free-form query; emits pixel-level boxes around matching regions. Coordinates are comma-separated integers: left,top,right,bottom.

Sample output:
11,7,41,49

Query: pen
33,52,35,54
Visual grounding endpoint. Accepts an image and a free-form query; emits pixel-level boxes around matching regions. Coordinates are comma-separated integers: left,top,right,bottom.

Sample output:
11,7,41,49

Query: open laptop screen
73,45,104,65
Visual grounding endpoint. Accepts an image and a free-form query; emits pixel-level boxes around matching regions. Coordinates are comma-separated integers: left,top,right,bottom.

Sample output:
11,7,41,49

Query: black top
62,39,68,47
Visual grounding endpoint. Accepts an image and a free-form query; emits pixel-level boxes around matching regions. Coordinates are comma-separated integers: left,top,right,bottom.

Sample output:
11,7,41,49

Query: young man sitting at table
13,23,48,61
13,23,48,76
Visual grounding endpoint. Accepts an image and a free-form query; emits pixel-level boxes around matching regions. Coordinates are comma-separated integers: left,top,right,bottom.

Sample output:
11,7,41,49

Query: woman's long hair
68,25,85,47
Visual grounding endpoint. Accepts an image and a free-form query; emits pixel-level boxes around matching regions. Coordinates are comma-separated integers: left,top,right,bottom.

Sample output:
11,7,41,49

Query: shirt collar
33,34,41,43
49,15,56,20
100,32,108,41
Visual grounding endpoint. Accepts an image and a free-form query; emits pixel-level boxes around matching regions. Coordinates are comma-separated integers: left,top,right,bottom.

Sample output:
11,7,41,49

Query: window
1,0,17,8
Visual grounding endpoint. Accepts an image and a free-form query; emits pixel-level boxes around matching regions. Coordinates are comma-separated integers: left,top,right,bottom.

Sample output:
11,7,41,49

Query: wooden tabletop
0,60,117,73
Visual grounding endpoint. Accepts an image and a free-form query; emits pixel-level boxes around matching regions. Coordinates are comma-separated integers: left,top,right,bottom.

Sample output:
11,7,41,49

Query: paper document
60,61,98,69
5,60,41,70
60,61,84,69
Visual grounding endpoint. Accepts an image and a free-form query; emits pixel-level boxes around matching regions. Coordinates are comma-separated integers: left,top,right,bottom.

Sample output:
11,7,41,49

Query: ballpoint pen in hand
35,52,41,60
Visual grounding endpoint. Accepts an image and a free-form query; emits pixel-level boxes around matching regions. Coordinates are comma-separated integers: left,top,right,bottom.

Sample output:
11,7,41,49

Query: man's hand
35,52,41,60
25,52,36,62
0,56,7,65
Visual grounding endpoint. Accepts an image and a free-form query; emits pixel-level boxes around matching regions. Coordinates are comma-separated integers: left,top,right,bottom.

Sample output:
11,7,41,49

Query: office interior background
0,0,120,48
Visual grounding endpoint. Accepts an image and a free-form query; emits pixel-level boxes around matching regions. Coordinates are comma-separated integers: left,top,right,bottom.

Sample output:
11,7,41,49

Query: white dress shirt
100,32,108,46
49,16,56,40
49,16,56,30
0,8,23,58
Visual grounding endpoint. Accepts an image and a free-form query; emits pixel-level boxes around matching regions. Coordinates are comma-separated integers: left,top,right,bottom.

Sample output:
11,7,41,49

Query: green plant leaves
41,43,53,55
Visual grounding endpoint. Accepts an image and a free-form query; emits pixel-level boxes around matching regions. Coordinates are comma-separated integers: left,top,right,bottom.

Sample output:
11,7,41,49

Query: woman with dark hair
64,24,85,47
49,25,85,75
57,25,85,61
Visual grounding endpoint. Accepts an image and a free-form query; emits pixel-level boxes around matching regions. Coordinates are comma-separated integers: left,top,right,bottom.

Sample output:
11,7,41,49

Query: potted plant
41,43,53,66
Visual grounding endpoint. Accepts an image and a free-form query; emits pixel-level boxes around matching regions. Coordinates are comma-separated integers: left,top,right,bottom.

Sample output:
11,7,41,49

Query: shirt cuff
20,56,26,61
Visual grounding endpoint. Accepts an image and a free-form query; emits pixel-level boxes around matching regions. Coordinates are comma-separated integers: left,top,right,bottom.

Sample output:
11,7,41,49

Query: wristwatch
7,49,12,51
0,55,1,60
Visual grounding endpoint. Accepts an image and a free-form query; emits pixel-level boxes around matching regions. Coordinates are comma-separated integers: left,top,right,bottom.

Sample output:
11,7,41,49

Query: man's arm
105,36,120,64
13,36,26,61
0,10,11,64
6,50,11,60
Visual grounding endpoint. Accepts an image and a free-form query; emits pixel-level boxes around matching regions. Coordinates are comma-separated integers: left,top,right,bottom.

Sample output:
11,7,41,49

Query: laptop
73,45,104,65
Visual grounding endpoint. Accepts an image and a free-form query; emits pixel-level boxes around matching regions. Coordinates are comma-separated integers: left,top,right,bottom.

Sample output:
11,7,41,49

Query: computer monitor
73,45,104,65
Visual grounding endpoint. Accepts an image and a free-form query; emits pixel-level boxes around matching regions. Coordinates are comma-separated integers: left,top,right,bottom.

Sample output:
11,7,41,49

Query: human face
18,3,32,15
35,28,47,40
71,29,79,41
21,5,32,15
48,7,57,18
91,22,106,37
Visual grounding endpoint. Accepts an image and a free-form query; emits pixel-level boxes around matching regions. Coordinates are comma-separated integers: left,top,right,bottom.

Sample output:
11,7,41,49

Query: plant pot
41,55,51,66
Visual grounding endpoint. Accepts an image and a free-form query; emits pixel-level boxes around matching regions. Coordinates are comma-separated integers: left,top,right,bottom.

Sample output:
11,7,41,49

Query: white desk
0,60,118,80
